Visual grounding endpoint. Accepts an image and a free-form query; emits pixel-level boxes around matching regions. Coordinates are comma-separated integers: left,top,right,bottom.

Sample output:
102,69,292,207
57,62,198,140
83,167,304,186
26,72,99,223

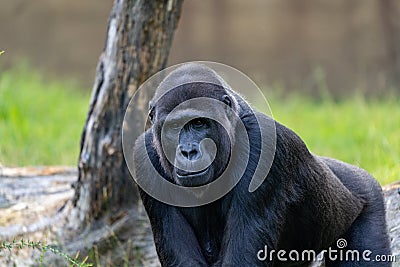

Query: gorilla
132,63,390,266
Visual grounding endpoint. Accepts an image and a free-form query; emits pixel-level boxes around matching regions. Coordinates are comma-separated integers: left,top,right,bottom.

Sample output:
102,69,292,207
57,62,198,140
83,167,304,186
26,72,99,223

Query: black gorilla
133,63,390,266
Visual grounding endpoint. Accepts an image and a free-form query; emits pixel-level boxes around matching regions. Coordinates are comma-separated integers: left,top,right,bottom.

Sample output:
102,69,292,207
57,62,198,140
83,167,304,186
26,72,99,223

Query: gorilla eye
192,118,206,128
171,122,180,129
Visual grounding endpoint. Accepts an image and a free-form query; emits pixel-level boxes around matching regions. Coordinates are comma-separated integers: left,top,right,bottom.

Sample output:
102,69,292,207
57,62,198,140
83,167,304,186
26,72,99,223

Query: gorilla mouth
175,167,210,178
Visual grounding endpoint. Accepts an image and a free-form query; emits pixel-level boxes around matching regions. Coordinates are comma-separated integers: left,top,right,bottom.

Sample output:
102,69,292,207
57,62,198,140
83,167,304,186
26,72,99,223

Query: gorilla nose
179,144,200,161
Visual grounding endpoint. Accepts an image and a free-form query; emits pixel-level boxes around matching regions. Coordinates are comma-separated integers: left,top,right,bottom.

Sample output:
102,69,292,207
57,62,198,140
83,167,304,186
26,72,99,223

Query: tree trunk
72,0,184,229
378,0,400,89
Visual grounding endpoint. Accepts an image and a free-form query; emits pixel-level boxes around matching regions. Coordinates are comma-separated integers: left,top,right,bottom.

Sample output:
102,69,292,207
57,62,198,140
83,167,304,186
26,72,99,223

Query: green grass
0,66,399,184
267,92,400,185
0,65,90,166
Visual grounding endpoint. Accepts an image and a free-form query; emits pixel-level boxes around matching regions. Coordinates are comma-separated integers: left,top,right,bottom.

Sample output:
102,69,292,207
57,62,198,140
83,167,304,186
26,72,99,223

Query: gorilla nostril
181,150,189,158
179,144,200,161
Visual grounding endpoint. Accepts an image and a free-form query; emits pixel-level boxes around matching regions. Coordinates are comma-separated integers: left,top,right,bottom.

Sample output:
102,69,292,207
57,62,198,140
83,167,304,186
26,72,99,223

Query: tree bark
378,0,400,89
72,0,184,229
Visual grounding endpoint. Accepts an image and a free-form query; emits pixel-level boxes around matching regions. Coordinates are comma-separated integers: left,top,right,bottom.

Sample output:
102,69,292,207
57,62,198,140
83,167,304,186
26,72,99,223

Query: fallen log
0,167,399,266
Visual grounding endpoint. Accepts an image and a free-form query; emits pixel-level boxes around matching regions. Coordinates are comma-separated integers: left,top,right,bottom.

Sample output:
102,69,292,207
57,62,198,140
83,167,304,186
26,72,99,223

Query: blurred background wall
1,0,399,96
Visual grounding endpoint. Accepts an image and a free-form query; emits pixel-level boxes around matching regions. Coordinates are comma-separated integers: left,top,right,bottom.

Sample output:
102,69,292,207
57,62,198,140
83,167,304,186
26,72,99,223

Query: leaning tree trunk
72,0,184,229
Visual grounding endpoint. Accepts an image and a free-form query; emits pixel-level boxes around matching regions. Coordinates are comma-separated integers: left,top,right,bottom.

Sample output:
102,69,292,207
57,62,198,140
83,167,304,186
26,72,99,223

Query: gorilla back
132,63,390,266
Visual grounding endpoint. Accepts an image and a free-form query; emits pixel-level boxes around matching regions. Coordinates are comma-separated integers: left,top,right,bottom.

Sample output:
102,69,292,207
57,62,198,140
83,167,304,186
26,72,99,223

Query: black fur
133,64,390,266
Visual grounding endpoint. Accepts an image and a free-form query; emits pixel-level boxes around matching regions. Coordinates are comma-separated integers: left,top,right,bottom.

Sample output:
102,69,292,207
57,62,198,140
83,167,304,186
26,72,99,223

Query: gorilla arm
141,195,208,266
134,132,208,266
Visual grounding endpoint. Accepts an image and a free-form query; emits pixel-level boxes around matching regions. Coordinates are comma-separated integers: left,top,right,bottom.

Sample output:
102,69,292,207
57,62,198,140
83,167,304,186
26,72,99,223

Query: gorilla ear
222,95,232,108
148,109,155,123
148,101,154,123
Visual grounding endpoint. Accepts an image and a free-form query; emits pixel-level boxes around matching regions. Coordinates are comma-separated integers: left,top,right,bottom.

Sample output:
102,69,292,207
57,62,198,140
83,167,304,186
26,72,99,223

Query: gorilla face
172,117,229,186
150,82,235,187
